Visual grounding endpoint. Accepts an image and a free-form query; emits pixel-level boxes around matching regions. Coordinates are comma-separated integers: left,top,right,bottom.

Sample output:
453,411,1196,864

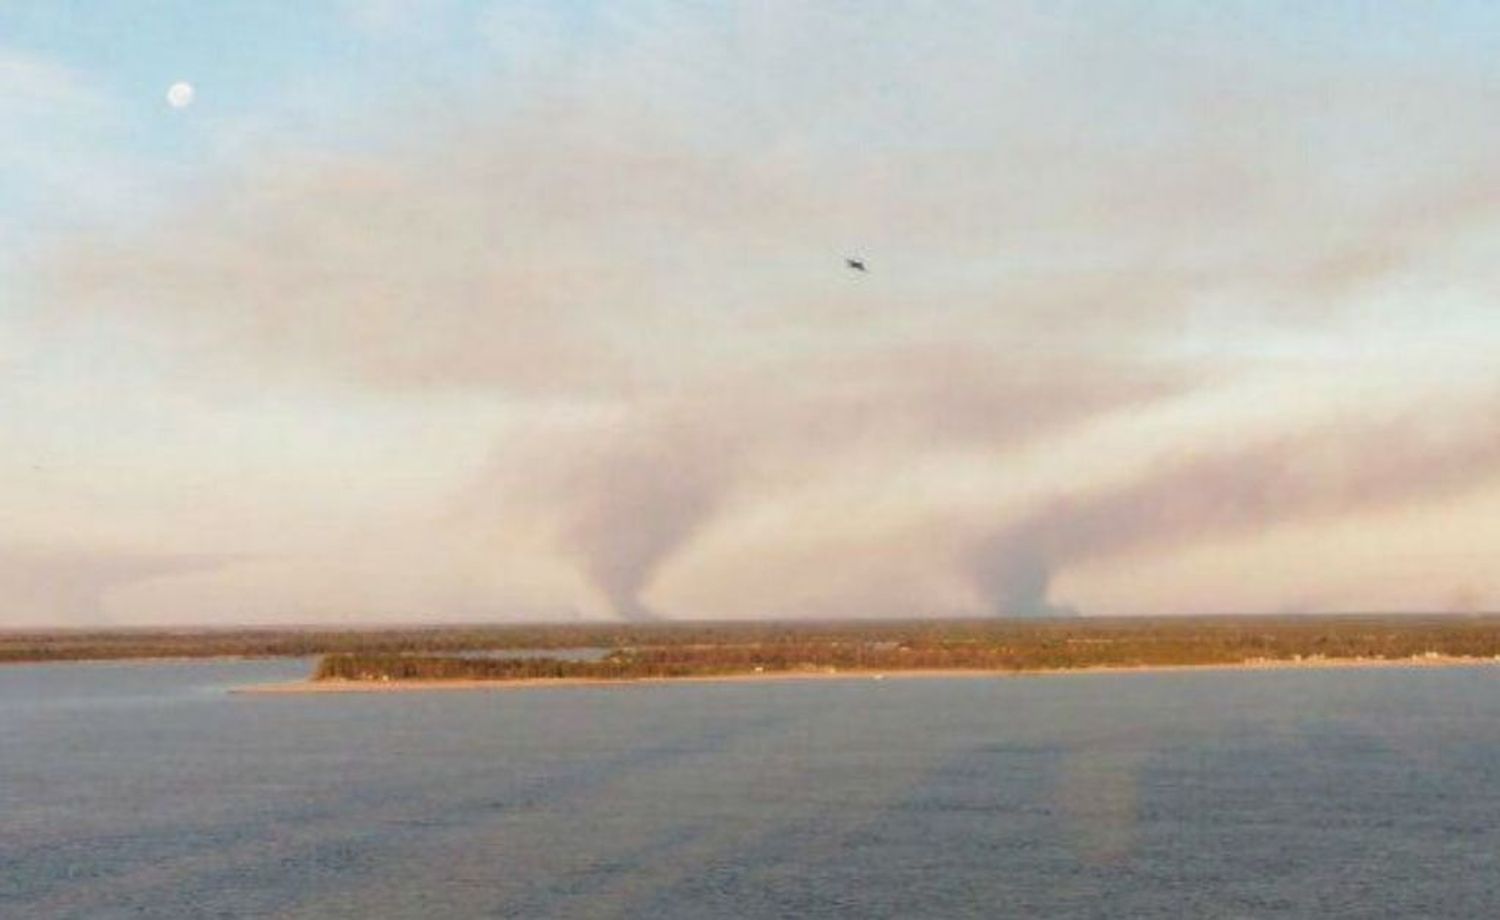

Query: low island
232,615,1500,693
8,616,1500,691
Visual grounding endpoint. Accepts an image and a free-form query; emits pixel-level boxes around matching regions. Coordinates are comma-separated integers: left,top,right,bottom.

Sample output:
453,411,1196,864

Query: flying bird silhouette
845,258,867,273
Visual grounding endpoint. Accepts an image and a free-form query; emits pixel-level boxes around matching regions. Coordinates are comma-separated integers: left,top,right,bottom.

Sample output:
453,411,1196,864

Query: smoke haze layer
5,3,1500,623
968,394,1500,615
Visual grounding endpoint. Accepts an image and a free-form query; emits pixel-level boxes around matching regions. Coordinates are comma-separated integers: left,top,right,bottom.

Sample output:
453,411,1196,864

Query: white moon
166,82,195,109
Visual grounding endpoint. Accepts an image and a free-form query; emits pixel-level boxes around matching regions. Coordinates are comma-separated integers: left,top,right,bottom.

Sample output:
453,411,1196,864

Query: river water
3,659,1498,918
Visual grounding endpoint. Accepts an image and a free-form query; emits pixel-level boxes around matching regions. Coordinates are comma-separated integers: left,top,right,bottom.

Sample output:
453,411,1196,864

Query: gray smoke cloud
0,547,236,626
533,414,738,621
969,393,1500,616
14,3,1500,623
471,347,1191,620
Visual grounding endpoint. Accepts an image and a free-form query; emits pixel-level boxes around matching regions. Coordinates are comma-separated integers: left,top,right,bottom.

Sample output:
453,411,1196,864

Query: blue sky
7,1,1500,229
4,2,1500,625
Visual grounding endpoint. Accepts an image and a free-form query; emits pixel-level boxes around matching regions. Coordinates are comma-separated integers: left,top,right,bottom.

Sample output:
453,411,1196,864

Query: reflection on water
3,660,1500,918
1055,735,1149,865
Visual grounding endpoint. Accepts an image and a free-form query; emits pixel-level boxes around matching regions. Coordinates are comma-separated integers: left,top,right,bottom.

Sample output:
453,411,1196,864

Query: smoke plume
969,394,1500,616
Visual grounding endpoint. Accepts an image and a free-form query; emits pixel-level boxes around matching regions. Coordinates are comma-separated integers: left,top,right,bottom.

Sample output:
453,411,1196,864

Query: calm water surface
3,659,1499,918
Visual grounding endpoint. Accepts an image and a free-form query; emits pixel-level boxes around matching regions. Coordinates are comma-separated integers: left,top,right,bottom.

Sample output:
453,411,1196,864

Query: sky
4,1,1500,626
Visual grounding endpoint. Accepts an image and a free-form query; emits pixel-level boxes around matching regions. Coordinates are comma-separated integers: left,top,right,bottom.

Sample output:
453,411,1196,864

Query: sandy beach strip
235,654,1500,694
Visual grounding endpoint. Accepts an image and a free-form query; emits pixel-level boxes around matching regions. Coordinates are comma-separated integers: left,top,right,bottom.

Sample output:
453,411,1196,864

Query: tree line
309,616,1500,682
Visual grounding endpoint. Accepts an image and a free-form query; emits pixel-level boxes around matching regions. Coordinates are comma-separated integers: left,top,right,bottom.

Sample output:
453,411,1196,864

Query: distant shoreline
236,654,1500,694
0,654,313,669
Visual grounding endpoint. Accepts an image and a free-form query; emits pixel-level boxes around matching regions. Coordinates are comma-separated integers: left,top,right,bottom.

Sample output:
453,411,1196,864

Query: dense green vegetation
0,621,963,662
8,617,1500,678
306,615,1500,682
